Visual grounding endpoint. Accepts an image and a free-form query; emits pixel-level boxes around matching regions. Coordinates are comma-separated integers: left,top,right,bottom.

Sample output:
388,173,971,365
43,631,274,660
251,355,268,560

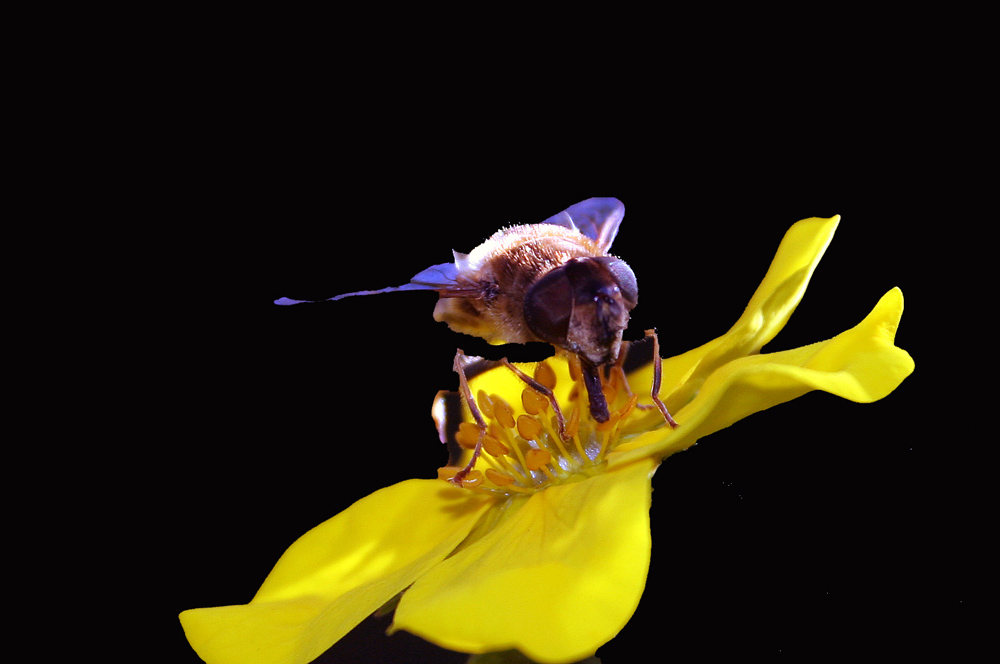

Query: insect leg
611,339,636,402
450,349,487,486
500,358,569,442
646,329,679,428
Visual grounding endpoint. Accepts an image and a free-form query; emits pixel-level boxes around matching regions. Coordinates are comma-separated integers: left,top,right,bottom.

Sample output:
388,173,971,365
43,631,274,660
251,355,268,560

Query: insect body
276,198,651,423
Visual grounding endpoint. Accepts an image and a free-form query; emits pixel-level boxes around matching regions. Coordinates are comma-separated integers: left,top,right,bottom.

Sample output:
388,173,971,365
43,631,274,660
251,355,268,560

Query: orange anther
524,448,551,471
533,362,557,390
609,366,625,393
482,433,510,458
437,466,462,481
476,390,494,419
516,414,543,441
567,354,582,383
456,422,483,449
485,468,516,486
521,388,549,415
618,394,639,421
602,380,617,407
460,469,484,487
492,395,516,429
595,412,620,432
564,406,580,438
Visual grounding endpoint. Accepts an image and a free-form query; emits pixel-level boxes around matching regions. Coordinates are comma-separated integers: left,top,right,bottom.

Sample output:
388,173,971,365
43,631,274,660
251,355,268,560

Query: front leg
449,349,488,485
500,358,570,441
645,329,679,428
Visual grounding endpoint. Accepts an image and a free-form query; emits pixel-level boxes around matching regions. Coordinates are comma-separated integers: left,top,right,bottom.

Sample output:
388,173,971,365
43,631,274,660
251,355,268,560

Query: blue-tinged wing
274,261,469,306
539,197,624,254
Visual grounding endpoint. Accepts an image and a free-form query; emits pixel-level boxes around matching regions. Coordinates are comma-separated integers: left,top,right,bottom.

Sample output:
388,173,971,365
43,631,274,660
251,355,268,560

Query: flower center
437,354,644,495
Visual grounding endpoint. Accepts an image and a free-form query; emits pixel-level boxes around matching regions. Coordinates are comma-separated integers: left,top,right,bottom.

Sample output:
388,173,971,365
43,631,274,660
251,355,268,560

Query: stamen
565,406,589,463
531,391,572,461
495,419,531,478
438,466,462,481
491,395,516,429
481,433,509,458
476,390,495,420
602,379,617,408
524,448,551,471
444,351,665,495
480,432,531,485
521,388,549,415
618,394,639,423
501,358,568,441
595,412,620,433
595,413,619,459
564,404,580,438
533,362,557,390
460,469,484,488
567,353,582,383
484,468,516,486
456,422,483,449
488,421,516,457
516,414,543,442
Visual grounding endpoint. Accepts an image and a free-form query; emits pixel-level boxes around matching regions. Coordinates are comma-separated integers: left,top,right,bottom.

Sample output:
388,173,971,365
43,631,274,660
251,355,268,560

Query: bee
276,197,673,426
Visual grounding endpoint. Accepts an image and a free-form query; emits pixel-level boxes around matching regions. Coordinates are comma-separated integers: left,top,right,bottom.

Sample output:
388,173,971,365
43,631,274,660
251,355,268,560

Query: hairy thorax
433,224,604,345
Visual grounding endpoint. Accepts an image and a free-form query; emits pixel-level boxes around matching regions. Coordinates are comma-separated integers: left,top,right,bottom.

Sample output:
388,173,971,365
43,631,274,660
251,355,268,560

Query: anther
595,411,620,433
521,388,549,415
524,448,551,471
533,362,557,390
602,379,617,407
477,390,495,419
445,349,658,493
565,406,580,439
516,414,543,441
456,422,483,449
461,469,484,487
618,394,639,422
501,358,569,442
438,466,462,481
567,353,582,383
485,468,516,486
491,395,516,429
482,433,509,458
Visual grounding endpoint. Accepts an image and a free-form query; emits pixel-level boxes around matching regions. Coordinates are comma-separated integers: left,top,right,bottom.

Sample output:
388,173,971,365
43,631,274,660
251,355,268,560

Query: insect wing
540,197,624,254
274,261,466,305
409,261,460,286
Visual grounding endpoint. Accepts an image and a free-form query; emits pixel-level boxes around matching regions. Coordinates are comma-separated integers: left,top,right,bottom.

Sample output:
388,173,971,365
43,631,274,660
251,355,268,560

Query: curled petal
611,287,913,465
392,458,657,664
628,216,841,417
732,215,841,353
180,480,495,664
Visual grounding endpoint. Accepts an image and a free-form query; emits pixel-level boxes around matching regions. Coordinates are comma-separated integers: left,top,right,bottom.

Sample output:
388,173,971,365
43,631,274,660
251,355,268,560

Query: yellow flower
180,216,913,664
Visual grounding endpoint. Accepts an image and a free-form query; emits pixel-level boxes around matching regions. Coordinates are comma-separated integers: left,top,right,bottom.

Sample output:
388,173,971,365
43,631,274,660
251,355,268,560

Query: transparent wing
274,261,469,306
539,197,624,253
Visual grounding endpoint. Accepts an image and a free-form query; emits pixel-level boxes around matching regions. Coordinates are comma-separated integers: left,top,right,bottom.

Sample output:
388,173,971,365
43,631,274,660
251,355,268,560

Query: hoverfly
276,197,676,427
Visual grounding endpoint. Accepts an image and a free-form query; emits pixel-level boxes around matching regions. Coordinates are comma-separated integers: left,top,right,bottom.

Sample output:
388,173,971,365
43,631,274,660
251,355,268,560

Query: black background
144,22,977,664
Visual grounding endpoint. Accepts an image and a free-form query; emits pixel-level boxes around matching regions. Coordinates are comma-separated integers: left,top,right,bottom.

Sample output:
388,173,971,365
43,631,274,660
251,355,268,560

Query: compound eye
523,265,573,346
595,256,638,308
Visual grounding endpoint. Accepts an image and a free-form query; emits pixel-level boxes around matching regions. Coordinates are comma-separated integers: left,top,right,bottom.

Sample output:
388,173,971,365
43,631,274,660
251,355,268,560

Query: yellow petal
180,480,495,664
392,458,657,664
611,287,913,465
733,215,841,352
628,216,841,417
